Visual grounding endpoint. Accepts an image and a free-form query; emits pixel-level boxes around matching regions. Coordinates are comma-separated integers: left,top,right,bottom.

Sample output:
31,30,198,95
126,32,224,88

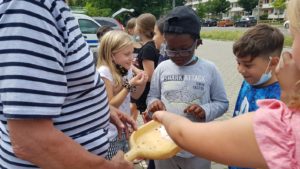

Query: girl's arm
130,72,148,100
130,82,146,100
131,65,142,75
102,77,129,109
142,60,155,81
153,111,268,169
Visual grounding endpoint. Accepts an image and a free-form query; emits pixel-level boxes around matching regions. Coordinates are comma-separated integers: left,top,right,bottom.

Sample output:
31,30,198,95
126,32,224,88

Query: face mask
184,55,198,66
134,35,140,42
252,59,272,86
159,42,166,56
115,64,128,76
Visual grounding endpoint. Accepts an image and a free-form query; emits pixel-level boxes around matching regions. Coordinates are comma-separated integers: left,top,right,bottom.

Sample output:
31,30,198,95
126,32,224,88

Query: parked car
93,17,124,30
234,16,257,27
217,18,234,27
202,18,218,27
73,13,100,56
284,20,290,29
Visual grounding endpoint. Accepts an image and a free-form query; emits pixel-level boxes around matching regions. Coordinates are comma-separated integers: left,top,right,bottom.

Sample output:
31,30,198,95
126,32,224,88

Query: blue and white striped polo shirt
0,0,110,168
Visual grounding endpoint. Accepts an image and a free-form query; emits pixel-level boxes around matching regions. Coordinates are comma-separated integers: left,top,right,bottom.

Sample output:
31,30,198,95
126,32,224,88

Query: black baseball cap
163,6,201,39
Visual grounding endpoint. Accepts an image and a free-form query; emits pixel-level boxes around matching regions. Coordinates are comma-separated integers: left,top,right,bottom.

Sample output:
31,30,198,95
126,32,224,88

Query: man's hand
111,151,133,169
110,106,138,139
147,100,166,113
184,104,205,121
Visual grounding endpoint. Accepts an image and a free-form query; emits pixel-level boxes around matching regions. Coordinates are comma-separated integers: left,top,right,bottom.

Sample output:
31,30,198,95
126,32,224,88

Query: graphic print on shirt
235,97,250,116
162,74,205,117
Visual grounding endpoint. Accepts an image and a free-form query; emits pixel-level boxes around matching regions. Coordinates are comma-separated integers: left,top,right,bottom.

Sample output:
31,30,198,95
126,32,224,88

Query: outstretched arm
8,119,133,169
153,111,268,169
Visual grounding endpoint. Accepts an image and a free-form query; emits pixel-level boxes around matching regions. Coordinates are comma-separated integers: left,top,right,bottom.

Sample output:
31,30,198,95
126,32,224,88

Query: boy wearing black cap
147,6,229,169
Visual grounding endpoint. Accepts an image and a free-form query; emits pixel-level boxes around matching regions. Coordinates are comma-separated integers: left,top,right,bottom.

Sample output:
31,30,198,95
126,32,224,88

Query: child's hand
148,100,166,113
141,111,152,123
184,104,206,121
275,51,300,98
129,72,148,86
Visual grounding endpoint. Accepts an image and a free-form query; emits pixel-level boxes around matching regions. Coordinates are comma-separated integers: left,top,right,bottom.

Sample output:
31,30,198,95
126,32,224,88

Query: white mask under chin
252,71,272,86
252,58,272,86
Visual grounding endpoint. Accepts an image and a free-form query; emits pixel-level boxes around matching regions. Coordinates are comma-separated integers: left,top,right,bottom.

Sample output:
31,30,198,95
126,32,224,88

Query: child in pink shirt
152,0,300,168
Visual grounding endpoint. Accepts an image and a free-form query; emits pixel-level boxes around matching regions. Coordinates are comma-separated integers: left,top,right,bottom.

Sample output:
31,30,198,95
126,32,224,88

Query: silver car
93,17,124,30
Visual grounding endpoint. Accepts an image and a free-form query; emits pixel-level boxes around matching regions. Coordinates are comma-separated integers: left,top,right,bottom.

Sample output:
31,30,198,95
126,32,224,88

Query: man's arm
8,119,133,169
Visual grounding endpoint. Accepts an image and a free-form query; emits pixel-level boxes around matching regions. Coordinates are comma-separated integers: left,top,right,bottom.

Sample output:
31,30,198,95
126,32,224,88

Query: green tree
71,0,185,19
272,0,286,19
205,0,230,17
84,2,111,17
238,0,259,15
213,0,231,15
196,3,207,18
73,0,85,6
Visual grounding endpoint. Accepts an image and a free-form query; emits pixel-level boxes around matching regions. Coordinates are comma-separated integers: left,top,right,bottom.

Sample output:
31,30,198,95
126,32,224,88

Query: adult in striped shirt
0,0,135,168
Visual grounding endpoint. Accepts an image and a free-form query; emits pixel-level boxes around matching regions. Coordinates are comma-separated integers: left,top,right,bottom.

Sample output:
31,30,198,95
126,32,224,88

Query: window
95,20,117,27
78,19,100,34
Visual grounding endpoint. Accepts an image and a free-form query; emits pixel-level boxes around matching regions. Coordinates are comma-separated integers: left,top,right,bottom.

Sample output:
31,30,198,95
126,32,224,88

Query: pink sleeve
253,99,299,169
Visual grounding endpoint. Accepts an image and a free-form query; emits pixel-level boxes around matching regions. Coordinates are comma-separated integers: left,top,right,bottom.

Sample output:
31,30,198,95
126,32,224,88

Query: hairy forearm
9,119,114,169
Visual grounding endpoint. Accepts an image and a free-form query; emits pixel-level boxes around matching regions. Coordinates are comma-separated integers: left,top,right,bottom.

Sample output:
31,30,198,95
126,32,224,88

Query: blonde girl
97,30,148,159
153,1,300,168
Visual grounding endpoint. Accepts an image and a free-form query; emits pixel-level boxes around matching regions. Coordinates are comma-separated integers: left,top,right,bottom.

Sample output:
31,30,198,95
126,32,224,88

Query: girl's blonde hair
136,13,156,39
97,30,133,86
287,0,300,32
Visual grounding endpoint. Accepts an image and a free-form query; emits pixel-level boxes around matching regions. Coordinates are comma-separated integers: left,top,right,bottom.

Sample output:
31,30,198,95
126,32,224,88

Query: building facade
185,0,286,19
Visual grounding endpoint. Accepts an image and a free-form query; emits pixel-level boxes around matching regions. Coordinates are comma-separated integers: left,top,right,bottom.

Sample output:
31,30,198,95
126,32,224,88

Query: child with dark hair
126,18,137,36
147,6,228,169
229,23,284,169
232,23,284,117
153,17,169,64
152,1,300,168
96,26,113,40
133,13,159,113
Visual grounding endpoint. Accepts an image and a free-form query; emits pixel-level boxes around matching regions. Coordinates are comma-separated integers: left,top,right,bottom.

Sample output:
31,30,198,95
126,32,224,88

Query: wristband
122,79,136,92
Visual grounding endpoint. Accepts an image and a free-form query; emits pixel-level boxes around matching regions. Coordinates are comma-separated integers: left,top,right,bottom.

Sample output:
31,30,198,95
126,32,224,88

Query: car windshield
96,19,117,27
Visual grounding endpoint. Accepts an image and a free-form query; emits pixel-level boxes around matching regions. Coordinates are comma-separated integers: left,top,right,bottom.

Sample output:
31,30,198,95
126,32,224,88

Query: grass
201,30,293,47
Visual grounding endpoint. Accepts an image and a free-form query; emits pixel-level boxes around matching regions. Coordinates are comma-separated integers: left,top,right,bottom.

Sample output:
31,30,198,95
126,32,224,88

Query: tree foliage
272,0,286,19
84,2,111,17
272,0,286,11
204,0,230,17
71,0,184,18
238,0,259,14
196,3,207,19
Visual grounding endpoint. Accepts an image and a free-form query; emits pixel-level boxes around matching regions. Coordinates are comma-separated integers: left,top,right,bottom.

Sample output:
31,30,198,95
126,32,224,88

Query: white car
73,13,100,56
284,20,290,29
